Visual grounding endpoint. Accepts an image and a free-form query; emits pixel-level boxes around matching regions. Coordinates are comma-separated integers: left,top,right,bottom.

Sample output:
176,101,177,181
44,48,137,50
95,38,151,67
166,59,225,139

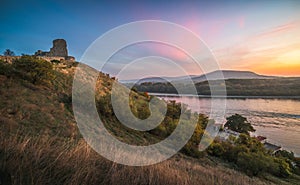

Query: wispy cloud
212,20,300,75
252,21,299,39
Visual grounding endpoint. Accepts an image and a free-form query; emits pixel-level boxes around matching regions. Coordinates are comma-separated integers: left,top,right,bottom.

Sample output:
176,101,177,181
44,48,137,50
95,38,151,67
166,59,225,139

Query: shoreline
151,92,300,156
149,93,300,100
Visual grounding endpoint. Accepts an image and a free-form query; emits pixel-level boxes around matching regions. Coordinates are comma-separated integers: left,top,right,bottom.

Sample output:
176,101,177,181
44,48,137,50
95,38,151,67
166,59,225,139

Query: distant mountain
119,75,197,84
120,76,179,84
190,70,276,83
120,70,276,84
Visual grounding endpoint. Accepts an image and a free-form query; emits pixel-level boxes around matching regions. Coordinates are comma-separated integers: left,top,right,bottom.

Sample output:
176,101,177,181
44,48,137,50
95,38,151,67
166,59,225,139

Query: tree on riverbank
224,114,255,135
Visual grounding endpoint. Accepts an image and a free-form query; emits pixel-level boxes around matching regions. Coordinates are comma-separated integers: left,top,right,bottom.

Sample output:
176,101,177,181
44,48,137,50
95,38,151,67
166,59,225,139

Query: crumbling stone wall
49,39,68,57
34,39,75,61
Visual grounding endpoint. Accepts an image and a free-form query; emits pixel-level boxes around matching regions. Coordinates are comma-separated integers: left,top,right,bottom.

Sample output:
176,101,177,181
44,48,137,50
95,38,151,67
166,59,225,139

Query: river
152,93,300,156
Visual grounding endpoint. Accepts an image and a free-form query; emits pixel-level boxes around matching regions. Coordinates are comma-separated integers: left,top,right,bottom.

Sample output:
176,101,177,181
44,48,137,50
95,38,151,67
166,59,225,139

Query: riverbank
149,93,300,100
154,94,300,156
131,77,300,97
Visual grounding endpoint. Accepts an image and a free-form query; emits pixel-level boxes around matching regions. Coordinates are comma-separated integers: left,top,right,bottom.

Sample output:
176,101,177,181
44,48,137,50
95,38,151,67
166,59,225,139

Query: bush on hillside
0,60,13,77
12,56,54,84
237,152,274,176
50,59,60,64
208,133,293,178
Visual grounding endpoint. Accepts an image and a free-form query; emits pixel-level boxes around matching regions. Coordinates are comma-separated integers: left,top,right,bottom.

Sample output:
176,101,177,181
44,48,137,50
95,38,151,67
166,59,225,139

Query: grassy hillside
0,56,299,185
1,132,276,185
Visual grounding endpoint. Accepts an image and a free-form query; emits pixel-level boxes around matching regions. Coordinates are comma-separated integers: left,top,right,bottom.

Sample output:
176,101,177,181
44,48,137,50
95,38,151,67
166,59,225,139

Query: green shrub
235,134,265,153
97,94,114,117
181,141,204,158
224,143,248,162
59,93,73,113
236,151,292,177
0,60,13,77
237,152,271,176
51,59,60,64
207,142,225,157
208,133,293,178
12,56,54,84
275,150,295,161
274,158,292,177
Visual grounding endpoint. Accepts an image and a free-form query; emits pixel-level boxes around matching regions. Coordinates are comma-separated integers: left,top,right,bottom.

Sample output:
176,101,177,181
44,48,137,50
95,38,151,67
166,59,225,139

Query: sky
1,0,300,78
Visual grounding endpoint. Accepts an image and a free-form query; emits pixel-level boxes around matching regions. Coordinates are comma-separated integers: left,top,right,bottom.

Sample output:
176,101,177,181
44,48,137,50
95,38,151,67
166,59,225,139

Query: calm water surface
154,94,300,156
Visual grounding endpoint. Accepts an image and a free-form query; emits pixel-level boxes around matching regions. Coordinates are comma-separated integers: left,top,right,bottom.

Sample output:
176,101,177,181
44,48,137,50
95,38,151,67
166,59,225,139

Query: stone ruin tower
34,39,75,61
49,39,68,57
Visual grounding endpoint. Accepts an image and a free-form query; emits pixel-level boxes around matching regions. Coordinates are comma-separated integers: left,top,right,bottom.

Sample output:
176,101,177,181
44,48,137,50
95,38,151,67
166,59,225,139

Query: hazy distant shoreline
150,93,300,100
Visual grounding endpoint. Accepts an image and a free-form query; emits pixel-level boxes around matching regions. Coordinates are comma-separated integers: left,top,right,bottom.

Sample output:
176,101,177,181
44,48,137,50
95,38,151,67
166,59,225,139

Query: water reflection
155,94,300,156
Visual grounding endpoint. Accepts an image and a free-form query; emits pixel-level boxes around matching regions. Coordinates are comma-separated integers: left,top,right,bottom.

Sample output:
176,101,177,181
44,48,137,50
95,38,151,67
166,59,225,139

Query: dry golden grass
0,131,274,185
0,61,286,185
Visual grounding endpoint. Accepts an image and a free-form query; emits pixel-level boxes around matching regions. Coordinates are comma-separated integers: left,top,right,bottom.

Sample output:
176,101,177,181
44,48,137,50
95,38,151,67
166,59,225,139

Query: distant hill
120,70,276,84
119,75,194,84
190,70,275,83
132,77,300,96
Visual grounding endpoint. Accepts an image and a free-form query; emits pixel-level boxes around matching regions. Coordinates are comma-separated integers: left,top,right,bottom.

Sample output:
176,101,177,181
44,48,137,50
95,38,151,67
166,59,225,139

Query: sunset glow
1,0,300,77
1,1,300,181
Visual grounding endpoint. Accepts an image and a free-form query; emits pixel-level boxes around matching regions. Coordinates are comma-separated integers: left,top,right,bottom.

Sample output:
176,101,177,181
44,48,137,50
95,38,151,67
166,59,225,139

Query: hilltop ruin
34,39,75,61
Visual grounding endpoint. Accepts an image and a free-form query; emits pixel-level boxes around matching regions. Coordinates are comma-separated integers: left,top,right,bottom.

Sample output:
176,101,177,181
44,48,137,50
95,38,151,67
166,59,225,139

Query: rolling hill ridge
120,70,276,84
